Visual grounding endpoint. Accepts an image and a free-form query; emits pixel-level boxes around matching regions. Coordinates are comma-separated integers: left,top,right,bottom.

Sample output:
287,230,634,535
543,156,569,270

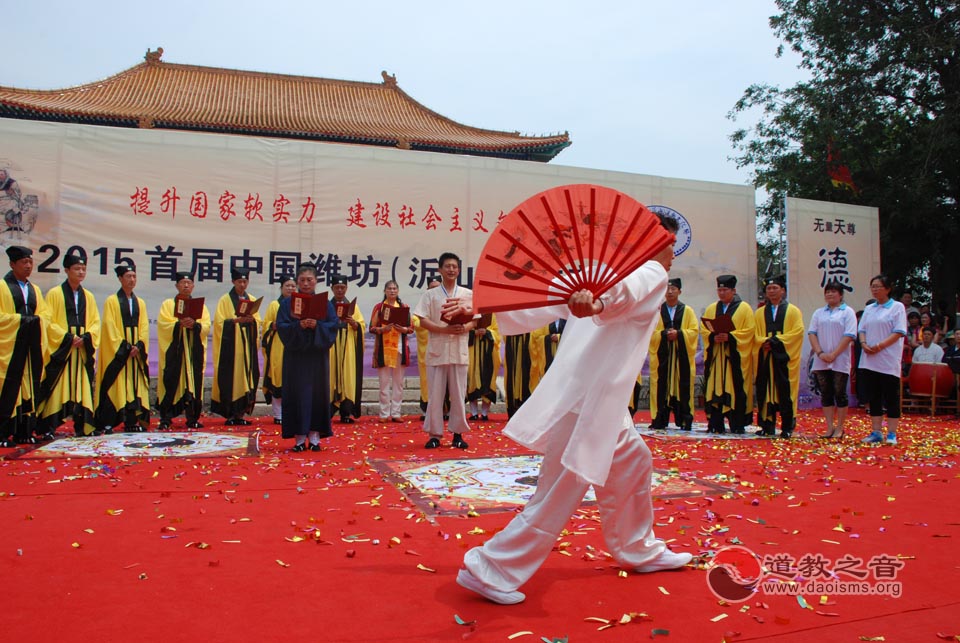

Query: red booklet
236,296,263,317
702,314,735,334
441,298,477,325
291,291,329,320
174,297,205,320
381,304,410,328
477,313,493,329
335,297,357,321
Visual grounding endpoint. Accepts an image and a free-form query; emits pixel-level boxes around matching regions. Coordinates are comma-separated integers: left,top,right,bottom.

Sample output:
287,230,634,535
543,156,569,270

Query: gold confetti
416,564,436,573
83,529,94,534
507,632,534,640
275,559,290,567
71,542,82,549
285,536,305,543
105,509,123,516
711,614,728,622
658,586,670,595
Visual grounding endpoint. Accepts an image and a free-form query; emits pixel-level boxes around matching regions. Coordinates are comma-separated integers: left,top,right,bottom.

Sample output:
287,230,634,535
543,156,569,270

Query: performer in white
455,215,693,605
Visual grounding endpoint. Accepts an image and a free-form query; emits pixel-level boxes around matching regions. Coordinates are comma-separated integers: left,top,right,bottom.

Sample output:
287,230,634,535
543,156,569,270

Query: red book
174,297,205,320
291,292,329,320
335,297,357,321
236,296,263,317
441,297,477,325
477,313,493,329
381,304,410,328
702,314,735,334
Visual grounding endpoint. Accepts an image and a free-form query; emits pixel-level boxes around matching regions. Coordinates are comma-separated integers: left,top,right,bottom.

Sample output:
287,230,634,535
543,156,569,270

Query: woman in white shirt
370,281,413,422
808,281,857,439
858,274,907,445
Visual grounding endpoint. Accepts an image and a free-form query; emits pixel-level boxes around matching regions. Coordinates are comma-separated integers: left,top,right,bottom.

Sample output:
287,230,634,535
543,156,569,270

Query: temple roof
0,48,571,162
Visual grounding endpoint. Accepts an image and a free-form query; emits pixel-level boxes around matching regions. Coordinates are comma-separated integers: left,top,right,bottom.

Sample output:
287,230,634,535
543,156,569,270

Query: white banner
786,196,881,407
1,117,757,375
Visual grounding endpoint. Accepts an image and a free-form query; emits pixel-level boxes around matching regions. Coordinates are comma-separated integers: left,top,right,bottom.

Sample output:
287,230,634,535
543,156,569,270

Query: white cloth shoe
456,568,526,605
635,550,693,573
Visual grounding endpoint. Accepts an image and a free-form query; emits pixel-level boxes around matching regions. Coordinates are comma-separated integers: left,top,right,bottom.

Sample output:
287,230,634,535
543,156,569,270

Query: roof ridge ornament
381,70,397,87
145,47,164,65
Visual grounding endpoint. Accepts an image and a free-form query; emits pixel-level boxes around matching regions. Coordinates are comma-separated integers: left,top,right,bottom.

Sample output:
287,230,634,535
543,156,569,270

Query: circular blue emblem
648,205,692,256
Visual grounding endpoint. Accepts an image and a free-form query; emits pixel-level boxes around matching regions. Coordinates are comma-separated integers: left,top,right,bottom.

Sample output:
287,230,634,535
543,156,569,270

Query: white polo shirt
858,299,907,377
808,302,857,373
413,283,472,366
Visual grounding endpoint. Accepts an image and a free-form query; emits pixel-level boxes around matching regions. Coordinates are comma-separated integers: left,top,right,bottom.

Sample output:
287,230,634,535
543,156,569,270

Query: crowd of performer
1,242,945,451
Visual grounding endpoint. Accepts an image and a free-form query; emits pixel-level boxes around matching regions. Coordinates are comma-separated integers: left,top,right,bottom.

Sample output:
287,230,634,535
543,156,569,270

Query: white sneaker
456,568,526,605
635,550,693,573
885,434,897,445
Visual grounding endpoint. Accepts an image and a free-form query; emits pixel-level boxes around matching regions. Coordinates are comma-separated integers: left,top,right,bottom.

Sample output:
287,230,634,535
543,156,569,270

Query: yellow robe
466,315,501,405
157,297,211,418
754,302,805,422
95,290,150,429
648,303,699,423
0,275,50,442
261,299,284,401
211,291,261,418
701,298,755,421
330,302,365,419
505,328,548,416
37,284,100,435
414,316,429,411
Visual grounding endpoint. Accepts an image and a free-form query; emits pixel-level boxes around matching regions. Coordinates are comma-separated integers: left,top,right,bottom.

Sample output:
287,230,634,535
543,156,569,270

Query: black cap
115,264,136,278
668,278,682,290
174,271,195,282
63,254,86,269
764,274,786,288
6,245,31,262
330,274,348,285
231,268,250,281
716,274,737,288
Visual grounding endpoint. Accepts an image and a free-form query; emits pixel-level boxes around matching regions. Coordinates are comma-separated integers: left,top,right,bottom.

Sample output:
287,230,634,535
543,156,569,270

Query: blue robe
276,296,339,438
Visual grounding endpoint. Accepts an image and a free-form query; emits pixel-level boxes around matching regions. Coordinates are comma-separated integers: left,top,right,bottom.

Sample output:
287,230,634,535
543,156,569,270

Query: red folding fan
473,184,674,313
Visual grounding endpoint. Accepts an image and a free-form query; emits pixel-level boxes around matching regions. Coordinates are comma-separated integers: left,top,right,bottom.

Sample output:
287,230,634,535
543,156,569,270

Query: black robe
276,296,339,438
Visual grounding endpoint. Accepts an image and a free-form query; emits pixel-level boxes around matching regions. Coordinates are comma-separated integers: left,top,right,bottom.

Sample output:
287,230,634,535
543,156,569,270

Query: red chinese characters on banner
472,209,489,233
347,198,367,228
219,191,237,221
422,205,441,231
189,191,208,219
300,196,316,223
449,207,462,232
160,187,180,219
398,205,416,230
374,202,391,227
244,193,264,221
273,194,291,223
130,187,153,216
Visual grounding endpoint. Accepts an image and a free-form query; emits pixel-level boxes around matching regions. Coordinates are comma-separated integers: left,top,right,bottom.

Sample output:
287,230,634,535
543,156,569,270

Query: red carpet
2,409,958,643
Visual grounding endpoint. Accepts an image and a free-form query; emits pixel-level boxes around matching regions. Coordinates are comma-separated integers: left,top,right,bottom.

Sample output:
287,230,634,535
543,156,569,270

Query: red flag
827,141,859,194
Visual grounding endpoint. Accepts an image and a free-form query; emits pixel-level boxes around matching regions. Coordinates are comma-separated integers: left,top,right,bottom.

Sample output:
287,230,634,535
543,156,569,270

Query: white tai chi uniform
413,284,472,438
463,260,669,592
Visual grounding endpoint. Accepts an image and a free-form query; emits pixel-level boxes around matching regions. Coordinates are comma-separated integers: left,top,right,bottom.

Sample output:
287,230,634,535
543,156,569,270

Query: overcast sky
0,0,807,189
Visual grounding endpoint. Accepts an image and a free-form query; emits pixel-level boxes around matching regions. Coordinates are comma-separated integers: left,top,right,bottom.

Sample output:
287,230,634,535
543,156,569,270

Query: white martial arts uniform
464,260,669,592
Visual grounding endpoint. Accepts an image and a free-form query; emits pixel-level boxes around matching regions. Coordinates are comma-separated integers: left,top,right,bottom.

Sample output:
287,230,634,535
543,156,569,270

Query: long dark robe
211,288,261,418
0,272,43,442
755,301,803,426
543,319,565,372
277,296,339,438
703,296,750,425
651,302,695,424
505,333,534,417
96,290,150,428
37,282,97,433
466,329,497,405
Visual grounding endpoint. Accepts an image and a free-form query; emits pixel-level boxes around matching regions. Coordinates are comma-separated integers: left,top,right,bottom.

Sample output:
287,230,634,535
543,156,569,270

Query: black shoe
479,415,489,422
36,432,55,442
681,420,693,431
157,422,171,431
341,417,355,424
291,443,307,453
425,437,441,449
0,439,14,448
309,443,322,452
468,414,479,421
273,418,282,425
227,418,251,426
452,433,469,449
779,430,793,439
186,421,203,429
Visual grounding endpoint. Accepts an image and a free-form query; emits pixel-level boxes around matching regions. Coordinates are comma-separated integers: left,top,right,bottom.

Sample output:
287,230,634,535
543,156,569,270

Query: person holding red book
157,271,210,430
370,280,413,422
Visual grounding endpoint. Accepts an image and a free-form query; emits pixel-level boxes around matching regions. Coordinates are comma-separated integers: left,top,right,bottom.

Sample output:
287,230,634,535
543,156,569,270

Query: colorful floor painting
10,431,261,459
635,422,765,440
370,453,734,517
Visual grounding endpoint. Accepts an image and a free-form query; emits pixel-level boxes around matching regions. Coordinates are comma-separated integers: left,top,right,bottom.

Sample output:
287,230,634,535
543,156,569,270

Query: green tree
730,0,959,320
